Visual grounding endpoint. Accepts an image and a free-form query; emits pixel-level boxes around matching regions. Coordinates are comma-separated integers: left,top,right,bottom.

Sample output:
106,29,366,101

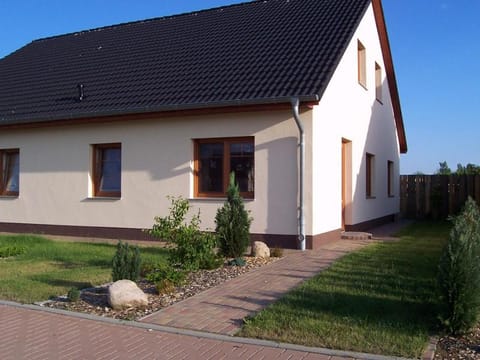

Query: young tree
437,197,480,334
215,172,252,258
436,161,452,175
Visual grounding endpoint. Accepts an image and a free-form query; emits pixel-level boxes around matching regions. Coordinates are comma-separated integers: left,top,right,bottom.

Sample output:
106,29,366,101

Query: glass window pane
230,143,254,156
199,143,223,193
5,152,19,193
230,156,254,193
98,147,121,194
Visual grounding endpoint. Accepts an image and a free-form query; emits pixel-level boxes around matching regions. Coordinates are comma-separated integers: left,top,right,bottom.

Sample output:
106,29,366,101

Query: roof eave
372,0,408,154
0,95,320,127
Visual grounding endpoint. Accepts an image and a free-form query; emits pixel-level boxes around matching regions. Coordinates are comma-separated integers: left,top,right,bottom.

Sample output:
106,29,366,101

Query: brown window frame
92,143,121,198
194,137,254,199
387,160,394,197
358,40,367,88
366,152,375,198
0,149,20,197
375,62,383,103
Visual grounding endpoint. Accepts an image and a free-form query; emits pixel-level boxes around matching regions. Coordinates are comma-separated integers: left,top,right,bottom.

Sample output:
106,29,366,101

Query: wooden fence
400,175,480,219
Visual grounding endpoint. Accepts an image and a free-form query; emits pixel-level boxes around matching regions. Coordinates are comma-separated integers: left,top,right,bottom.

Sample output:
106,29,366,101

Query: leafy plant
145,263,186,286
111,241,141,282
155,279,176,295
148,196,222,271
0,245,26,258
270,246,284,258
437,197,480,334
228,257,246,267
67,287,80,302
215,172,252,258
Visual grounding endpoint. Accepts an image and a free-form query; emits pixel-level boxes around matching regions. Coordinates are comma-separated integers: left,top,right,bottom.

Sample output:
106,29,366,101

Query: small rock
252,241,270,258
108,280,148,310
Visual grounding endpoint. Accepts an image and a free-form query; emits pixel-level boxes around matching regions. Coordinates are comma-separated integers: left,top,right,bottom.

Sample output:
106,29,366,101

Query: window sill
0,195,19,199
85,197,121,201
358,82,368,91
189,197,255,202
366,196,376,200
388,195,395,198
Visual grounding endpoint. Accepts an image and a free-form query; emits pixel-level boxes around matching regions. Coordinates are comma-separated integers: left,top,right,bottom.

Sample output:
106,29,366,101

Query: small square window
92,143,121,197
1,149,19,196
358,41,367,88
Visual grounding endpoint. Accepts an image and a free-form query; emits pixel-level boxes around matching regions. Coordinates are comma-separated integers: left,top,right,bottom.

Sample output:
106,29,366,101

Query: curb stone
422,336,438,360
0,299,412,360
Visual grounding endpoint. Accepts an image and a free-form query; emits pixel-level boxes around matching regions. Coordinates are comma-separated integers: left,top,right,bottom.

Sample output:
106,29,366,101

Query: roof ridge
33,0,261,44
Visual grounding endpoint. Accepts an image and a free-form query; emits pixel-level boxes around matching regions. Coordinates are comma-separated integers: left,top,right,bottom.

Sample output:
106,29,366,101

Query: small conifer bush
67,287,80,302
111,241,141,282
437,197,480,334
215,172,252,258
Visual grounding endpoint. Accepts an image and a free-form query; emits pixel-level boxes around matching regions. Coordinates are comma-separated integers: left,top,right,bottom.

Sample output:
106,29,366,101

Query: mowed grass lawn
0,234,168,303
239,221,450,358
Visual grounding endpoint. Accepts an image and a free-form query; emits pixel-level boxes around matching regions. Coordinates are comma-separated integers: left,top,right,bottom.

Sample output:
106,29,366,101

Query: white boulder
252,241,270,258
108,279,148,310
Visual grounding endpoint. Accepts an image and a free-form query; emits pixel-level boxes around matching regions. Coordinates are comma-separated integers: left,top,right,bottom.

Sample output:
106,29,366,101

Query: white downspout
291,97,306,251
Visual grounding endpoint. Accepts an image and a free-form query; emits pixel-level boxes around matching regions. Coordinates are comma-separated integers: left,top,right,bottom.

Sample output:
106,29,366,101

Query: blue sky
0,0,478,174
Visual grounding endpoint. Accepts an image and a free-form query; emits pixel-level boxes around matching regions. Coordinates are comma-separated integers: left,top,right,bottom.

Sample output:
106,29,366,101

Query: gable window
0,149,19,196
194,137,254,198
375,62,382,102
358,40,367,88
387,160,394,197
366,152,375,198
92,143,121,197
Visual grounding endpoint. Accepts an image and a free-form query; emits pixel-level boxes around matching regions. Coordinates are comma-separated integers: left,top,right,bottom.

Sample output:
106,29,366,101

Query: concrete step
341,231,372,240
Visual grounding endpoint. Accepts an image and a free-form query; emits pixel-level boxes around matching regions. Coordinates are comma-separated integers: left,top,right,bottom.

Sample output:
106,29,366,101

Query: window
375,62,382,102
194,137,254,198
0,149,19,196
387,160,394,197
92,143,121,197
366,153,375,198
358,40,367,88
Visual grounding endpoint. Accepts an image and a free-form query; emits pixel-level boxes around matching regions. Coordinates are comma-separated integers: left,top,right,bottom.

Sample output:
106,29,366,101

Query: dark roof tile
0,0,371,125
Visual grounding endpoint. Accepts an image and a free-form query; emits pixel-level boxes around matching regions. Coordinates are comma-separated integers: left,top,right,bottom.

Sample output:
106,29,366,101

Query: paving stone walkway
141,237,375,335
0,220,412,360
0,304,342,360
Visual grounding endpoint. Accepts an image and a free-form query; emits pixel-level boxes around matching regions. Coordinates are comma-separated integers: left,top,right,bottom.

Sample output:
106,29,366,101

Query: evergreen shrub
437,197,480,334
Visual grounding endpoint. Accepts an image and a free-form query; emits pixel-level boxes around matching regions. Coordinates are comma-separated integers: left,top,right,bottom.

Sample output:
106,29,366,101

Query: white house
0,0,407,249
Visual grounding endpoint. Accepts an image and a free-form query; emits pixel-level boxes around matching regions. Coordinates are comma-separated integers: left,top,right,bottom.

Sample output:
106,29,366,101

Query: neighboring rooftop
0,0,372,125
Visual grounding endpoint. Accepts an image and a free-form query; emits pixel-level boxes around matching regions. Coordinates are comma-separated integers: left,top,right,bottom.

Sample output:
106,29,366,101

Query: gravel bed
435,326,480,359
42,256,278,321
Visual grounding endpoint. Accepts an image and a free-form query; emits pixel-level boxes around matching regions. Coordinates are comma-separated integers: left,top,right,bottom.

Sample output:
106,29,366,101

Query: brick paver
141,238,374,335
0,221,410,360
0,304,371,360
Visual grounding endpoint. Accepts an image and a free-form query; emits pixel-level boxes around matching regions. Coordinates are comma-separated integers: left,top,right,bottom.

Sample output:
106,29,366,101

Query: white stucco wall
311,3,401,235
0,109,306,236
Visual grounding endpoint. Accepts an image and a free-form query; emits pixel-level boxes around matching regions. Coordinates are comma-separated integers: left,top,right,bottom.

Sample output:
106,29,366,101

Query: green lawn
0,234,168,303
239,221,450,358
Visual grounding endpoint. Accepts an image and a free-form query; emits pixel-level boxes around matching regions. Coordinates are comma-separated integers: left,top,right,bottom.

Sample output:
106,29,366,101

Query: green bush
67,287,80,302
215,172,252,258
437,197,480,334
111,241,141,282
148,196,222,271
0,245,26,258
145,263,186,286
270,246,284,258
155,279,176,295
